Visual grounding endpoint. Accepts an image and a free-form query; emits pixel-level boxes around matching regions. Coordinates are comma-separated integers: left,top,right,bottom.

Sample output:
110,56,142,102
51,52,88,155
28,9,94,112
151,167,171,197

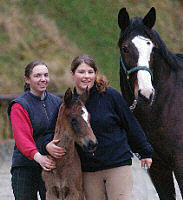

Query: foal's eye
121,46,129,53
147,41,151,45
70,117,78,126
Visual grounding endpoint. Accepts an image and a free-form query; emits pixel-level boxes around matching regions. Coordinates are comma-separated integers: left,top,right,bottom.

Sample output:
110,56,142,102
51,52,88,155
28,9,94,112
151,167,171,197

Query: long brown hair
24,60,47,91
71,54,109,93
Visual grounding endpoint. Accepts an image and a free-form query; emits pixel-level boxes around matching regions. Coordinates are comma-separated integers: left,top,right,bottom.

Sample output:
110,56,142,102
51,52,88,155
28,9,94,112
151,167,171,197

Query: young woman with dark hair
70,54,153,200
8,61,65,200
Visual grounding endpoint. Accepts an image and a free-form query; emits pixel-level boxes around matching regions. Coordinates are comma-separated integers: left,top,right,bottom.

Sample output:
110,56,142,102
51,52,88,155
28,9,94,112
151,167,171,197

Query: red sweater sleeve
10,103,38,159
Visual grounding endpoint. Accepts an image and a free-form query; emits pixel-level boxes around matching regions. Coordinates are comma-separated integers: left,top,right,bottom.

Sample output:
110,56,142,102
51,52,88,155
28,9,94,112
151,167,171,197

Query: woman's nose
84,72,90,77
40,75,46,81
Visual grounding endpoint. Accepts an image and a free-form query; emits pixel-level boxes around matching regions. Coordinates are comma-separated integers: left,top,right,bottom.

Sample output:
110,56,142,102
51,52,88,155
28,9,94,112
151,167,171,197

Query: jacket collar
73,83,97,98
27,90,48,101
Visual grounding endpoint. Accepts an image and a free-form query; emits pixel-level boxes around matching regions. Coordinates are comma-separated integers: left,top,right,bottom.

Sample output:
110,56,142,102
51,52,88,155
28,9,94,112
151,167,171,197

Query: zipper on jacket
41,101,49,122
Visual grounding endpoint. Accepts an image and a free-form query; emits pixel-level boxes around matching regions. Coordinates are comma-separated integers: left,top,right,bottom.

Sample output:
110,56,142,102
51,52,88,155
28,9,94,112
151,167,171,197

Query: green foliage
1,0,183,92
19,0,121,89
17,0,183,90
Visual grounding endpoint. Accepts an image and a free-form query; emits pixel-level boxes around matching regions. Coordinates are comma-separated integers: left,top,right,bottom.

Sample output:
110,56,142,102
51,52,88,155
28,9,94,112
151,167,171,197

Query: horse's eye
147,41,151,45
121,46,129,53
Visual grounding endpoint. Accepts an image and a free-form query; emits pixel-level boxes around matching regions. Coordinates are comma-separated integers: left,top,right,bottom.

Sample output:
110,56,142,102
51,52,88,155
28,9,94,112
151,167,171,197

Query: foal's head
60,88,97,153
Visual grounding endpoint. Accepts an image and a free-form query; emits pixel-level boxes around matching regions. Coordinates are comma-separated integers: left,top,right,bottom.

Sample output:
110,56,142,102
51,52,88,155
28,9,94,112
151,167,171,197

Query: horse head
118,7,157,108
60,88,97,153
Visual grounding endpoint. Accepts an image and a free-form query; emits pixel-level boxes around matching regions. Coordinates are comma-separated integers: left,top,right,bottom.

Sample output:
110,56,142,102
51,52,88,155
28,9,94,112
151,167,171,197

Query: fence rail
0,93,64,103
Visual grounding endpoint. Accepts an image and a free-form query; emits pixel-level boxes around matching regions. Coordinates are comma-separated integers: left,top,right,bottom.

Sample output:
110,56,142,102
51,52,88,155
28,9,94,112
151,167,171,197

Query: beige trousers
83,165,133,200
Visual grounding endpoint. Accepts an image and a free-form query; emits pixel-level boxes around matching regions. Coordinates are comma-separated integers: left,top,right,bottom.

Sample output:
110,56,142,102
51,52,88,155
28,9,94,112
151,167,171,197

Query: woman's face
71,62,96,94
24,64,49,97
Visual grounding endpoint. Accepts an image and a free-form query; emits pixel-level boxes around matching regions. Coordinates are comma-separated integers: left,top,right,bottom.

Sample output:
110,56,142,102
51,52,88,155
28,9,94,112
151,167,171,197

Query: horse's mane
119,17,182,71
150,29,181,71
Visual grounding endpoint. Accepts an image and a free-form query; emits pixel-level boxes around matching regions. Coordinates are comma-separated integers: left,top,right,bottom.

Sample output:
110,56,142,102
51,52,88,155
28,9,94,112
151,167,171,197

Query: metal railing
0,93,64,103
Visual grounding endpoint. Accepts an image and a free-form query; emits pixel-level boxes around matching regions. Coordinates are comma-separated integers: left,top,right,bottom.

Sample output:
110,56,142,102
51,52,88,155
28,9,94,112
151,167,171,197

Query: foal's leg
149,153,176,200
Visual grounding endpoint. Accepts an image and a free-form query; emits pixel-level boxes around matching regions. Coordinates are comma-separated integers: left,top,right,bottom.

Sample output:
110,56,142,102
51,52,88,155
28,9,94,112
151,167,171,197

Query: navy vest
8,91,62,167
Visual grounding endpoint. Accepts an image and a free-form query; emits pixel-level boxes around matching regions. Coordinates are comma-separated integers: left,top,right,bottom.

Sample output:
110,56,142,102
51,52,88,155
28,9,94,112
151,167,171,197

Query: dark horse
118,7,183,200
42,88,97,200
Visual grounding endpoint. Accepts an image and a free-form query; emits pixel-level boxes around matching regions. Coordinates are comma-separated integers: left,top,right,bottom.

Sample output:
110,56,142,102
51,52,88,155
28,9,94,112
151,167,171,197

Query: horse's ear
79,86,89,105
143,7,156,29
118,8,130,32
64,88,73,107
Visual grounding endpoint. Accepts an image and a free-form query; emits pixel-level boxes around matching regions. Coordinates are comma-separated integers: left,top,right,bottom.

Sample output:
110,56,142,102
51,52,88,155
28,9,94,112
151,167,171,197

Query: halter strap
120,56,153,81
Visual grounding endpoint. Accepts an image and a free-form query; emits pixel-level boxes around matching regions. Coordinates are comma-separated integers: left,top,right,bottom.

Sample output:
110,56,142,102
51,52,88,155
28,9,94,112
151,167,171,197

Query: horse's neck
153,57,171,83
53,126,79,165
54,127,74,151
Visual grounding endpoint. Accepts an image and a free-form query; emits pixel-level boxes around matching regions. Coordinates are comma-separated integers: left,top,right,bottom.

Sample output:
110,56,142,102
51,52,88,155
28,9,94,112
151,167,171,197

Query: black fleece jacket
40,85,153,172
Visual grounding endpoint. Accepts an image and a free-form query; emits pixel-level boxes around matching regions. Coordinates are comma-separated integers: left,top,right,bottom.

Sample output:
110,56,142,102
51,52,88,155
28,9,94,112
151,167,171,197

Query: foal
42,88,97,200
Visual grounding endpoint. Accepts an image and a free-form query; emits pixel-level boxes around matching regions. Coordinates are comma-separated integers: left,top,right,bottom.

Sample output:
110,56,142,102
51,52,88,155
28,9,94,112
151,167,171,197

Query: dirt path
0,140,181,200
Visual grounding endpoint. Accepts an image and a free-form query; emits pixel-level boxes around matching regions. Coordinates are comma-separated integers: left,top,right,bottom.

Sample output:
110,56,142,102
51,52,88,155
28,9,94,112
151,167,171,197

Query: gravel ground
0,140,181,200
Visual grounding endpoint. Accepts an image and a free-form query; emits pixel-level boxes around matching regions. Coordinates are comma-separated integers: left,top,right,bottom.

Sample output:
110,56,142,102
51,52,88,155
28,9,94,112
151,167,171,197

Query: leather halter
120,55,153,81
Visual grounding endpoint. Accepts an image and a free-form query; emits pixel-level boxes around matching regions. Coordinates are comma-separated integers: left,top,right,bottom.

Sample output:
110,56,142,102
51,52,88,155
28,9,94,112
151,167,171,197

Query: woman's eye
121,46,129,53
34,74,40,78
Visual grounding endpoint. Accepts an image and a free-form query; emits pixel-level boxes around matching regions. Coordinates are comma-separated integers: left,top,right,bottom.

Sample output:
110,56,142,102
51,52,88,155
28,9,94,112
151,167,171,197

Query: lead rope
129,99,138,112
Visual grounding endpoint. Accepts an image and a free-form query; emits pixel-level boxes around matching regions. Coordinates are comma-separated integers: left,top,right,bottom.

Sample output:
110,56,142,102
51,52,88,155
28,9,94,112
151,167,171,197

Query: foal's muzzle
83,140,98,153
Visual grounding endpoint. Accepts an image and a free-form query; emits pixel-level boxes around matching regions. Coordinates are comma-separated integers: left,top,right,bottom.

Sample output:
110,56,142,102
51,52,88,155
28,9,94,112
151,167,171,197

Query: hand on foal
141,158,152,169
46,139,66,159
34,152,56,171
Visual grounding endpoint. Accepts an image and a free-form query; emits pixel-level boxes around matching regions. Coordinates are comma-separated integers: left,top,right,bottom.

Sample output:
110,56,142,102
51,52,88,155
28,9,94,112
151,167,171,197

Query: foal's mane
118,17,182,71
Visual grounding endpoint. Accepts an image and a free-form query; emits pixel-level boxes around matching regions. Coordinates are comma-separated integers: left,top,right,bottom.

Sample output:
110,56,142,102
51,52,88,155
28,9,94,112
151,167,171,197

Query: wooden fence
0,93,64,139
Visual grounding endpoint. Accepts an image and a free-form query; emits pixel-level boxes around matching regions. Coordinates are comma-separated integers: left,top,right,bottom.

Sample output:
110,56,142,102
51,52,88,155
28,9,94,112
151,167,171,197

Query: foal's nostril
87,140,98,152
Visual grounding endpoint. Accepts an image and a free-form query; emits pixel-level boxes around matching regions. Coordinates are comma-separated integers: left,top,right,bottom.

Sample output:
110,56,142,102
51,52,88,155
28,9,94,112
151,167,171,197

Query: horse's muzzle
138,90,155,106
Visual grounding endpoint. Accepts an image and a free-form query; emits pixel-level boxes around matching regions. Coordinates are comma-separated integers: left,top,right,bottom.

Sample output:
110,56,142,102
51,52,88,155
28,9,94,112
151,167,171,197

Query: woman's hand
46,139,66,159
141,158,152,169
34,152,56,171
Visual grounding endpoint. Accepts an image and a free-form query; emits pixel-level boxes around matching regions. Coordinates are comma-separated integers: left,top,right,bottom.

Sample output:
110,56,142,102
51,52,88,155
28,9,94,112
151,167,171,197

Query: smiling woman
24,61,50,98
7,60,64,200
69,54,153,200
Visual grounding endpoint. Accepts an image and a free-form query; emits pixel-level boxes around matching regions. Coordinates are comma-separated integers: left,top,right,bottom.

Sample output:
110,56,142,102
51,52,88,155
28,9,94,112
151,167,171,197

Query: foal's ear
79,86,89,105
118,8,130,32
143,7,156,29
64,88,73,107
